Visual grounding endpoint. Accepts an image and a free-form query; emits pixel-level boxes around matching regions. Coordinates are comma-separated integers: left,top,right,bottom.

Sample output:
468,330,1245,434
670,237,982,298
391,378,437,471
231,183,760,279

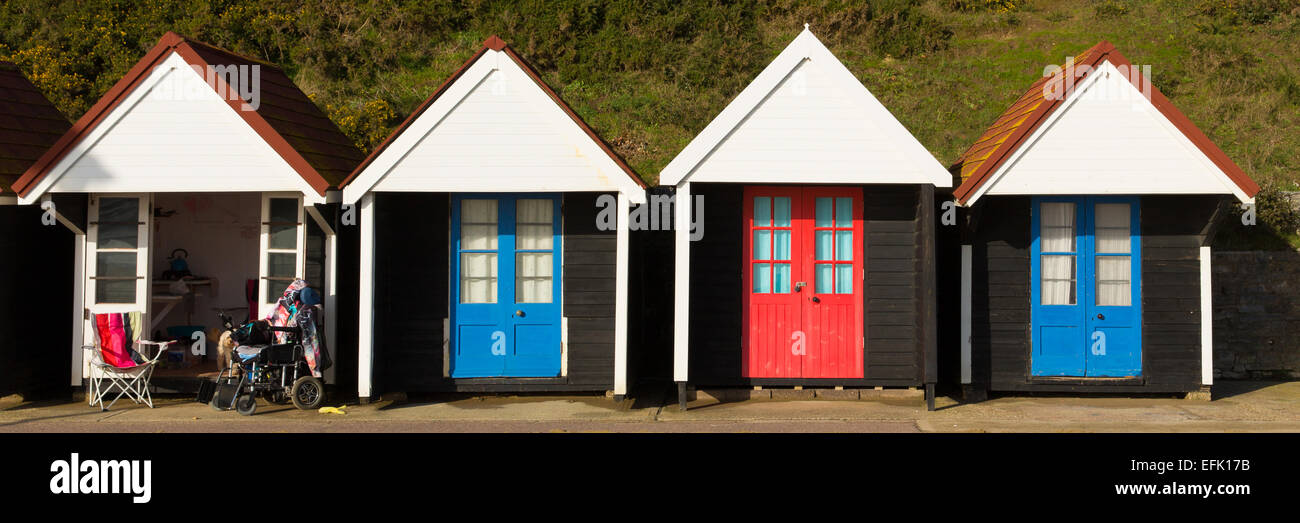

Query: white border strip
1200,245,1213,386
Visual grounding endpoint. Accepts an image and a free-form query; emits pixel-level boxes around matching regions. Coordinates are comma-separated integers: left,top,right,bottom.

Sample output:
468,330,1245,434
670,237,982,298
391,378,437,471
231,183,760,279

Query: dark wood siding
686,183,928,387
0,205,74,397
969,195,1212,393
1139,196,1217,390
967,196,1032,390
372,192,616,394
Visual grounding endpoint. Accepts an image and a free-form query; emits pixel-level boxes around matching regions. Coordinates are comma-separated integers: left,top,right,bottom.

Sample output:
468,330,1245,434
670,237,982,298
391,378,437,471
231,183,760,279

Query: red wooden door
743,186,864,379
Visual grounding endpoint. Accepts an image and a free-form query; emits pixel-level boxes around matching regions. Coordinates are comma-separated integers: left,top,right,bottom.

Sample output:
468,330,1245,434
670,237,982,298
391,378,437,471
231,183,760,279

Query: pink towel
95,313,137,369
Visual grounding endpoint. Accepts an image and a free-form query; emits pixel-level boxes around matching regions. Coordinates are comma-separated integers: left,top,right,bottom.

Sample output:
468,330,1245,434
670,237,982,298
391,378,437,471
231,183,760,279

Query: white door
85,194,152,347
86,194,151,313
259,193,306,317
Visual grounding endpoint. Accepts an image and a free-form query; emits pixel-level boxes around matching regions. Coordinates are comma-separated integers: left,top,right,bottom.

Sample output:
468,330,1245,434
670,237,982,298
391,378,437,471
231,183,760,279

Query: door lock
794,282,806,292
1096,313,1104,320
516,310,526,318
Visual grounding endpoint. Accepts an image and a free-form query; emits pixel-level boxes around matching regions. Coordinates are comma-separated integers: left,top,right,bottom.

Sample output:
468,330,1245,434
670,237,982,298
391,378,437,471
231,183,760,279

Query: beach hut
8,33,365,393
0,62,74,397
659,27,951,409
950,41,1259,399
340,36,647,402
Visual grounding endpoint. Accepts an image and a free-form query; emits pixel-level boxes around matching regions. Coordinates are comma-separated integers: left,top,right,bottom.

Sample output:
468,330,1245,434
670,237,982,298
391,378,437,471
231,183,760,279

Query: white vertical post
613,192,630,396
960,244,972,385
357,193,376,400
1200,245,1213,386
324,231,338,384
71,233,86,386
673,182,691,383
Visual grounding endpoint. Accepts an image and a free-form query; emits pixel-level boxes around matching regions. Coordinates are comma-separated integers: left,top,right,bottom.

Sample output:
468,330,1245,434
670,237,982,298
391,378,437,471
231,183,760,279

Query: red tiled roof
339,35,646,190
0,62,70,195
11,32,364,198
951,41,1260,204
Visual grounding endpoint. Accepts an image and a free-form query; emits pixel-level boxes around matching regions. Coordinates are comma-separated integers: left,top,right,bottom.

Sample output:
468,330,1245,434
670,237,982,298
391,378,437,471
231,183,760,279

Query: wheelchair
209,312,325,416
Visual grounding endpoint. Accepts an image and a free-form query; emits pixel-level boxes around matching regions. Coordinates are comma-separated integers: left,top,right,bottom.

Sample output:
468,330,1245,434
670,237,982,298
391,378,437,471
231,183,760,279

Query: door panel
451,194,561,378
801,189,863,379
743,192,802,377
743,186,863,379
1031,196,1141,377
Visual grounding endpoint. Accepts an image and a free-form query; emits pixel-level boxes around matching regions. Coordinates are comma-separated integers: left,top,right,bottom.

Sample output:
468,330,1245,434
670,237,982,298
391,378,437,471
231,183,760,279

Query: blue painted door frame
450,193,562,378
1031,196,1142,377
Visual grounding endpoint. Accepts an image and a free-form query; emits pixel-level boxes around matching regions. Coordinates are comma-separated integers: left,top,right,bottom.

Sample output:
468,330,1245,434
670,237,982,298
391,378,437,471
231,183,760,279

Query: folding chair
83,311,176,411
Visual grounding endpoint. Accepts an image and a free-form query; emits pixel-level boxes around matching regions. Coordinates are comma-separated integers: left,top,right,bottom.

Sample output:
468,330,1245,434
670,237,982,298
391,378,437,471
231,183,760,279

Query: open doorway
149,192,261,379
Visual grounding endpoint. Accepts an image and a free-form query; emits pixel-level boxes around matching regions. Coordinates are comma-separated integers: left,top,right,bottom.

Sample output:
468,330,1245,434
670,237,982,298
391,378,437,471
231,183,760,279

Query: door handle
811,296,820,304
516,310,526,318
1096,313,1104,320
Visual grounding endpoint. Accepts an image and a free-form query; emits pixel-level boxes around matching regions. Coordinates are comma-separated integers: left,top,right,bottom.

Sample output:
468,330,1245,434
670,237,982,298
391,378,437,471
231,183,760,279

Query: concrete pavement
0,380,1296,433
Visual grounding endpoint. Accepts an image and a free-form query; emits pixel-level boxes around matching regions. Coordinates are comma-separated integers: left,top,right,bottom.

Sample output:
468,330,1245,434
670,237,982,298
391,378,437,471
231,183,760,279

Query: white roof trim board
659,27,951,188
19,52,322,205
341,48,646,204
966,60,1253,205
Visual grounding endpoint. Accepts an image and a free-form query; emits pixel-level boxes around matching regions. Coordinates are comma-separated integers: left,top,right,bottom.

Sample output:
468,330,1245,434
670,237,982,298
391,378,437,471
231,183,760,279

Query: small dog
217,330,237,374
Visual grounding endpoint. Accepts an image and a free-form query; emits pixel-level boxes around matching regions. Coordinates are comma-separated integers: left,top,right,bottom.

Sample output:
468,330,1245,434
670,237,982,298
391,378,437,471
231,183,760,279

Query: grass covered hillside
2,0,1298,241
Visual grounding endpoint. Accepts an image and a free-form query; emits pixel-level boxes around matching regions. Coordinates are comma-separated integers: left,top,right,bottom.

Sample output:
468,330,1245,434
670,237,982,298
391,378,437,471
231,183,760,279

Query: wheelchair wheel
291,376,324,410
235,394,257,416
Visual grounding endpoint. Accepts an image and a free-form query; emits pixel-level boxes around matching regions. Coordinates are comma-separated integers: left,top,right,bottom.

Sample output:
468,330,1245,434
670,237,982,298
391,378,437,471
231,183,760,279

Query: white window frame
85,193,151,315
259,192,306,317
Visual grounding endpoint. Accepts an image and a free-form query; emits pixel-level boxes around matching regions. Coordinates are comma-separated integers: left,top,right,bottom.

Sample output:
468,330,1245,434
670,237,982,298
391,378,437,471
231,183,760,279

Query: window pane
836,264,853,294
517,199,554,250
516,252,553,303
753,230,771,261
774,263,791,293
266,278,295,302
98,198,138,223
96,252,137,278
773,197,791,227
836,231,853,261
1095,203,1131,254
835,197,852,227
1040,254,1076,305
815,198,832,227
269,224,297,250
96,280,136,304
815,263,833,293
753,263,771,293
269,198,298,223
1040,202,1076,252
461,199,498,250
773,230,790,260
815,231,833,260
97,223,138,249
753,197,771,226
267,252,296,278
1097,256,1132,306
460,253,498,303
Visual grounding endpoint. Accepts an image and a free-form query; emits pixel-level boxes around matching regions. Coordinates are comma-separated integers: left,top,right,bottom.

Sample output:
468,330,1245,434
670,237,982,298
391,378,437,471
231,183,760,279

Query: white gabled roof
341,37,647,204
659,27,950,188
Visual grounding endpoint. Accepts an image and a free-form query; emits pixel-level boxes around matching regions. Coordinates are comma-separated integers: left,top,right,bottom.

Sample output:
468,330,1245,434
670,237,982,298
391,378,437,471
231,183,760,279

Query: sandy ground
0,380,1296,433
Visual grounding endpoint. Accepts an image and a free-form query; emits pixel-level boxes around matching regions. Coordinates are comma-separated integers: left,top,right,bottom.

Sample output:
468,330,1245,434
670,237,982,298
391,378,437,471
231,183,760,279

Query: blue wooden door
1031,196,1141,377
450,194,562,377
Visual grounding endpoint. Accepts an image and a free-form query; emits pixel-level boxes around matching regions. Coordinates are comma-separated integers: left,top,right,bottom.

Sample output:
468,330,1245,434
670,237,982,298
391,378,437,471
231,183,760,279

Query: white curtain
1096,257,1131,306
461,199,498,250
516,199,553,250
460,253,497,303
1040,202,1076,305
517,253,553,303
1094,203,1131,253
460,199,499,303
